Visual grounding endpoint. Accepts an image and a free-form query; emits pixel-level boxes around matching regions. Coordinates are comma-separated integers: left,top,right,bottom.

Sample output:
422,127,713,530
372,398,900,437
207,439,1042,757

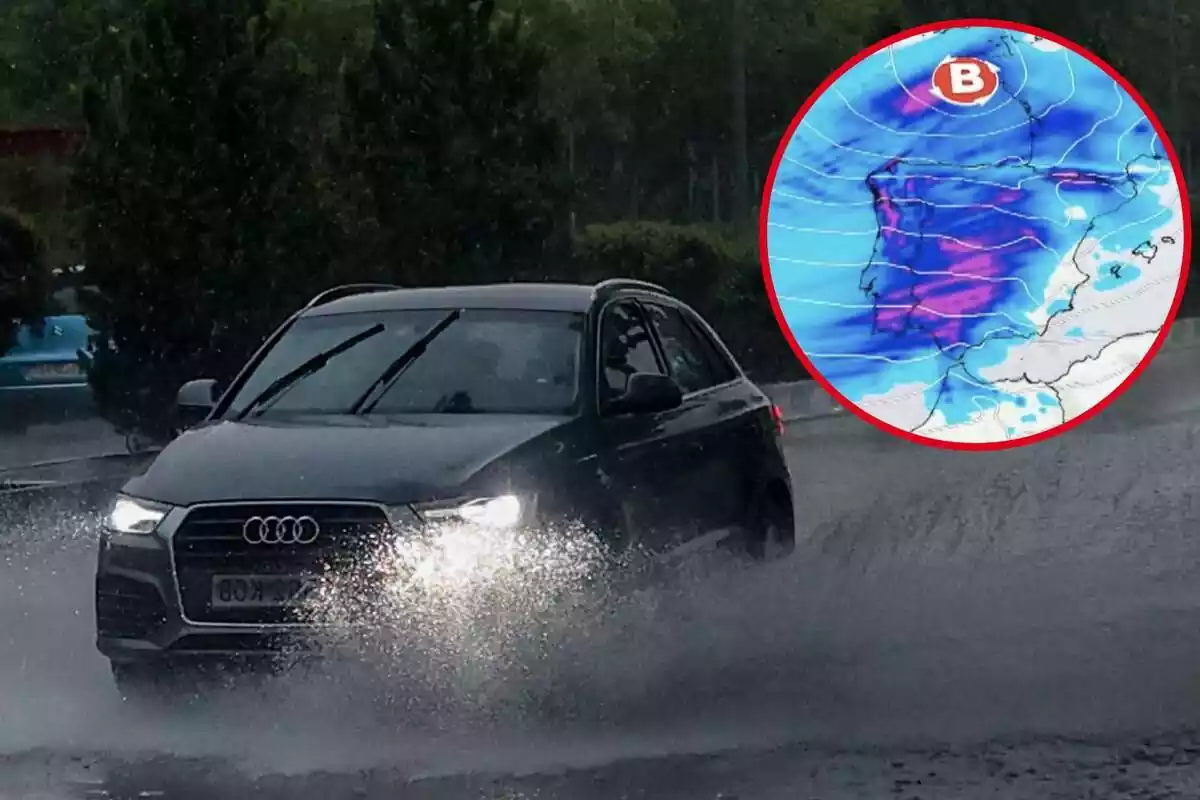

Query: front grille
95,575,169,639
173,502,392,624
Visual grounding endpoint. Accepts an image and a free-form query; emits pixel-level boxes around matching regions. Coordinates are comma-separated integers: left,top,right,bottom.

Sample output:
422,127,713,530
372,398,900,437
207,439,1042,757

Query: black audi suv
95,279,794,691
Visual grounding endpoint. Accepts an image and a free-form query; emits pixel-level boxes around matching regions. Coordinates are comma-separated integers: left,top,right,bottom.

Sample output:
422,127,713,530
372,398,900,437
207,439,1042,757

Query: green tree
499,0,676,221
0,0,139,125
0,208,50,355
502,0,908,228
336,0,570,284
73,0,341,438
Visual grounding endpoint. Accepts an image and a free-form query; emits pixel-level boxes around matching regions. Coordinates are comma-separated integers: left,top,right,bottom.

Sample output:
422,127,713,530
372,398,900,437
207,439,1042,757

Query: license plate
210,575,320,609
23,362,81,381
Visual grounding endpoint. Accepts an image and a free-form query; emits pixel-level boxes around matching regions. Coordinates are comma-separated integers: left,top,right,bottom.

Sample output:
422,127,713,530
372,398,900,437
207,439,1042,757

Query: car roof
303,282,668,317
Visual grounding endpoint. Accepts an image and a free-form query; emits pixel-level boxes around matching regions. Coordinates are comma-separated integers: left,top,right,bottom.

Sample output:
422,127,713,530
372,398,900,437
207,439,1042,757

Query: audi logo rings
242,515,321,545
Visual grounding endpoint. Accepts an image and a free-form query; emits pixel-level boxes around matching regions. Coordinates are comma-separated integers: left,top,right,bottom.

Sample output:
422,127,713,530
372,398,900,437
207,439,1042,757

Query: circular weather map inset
762,19,1190,450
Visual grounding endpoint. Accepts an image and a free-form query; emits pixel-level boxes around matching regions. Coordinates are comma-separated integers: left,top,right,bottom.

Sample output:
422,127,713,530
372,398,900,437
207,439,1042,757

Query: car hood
123,414,572,507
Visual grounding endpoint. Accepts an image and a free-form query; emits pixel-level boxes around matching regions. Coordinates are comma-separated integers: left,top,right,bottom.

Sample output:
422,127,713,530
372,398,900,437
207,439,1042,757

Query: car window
226,308,583,416
681,309,739,384
643,302,723,393
599,300,663,401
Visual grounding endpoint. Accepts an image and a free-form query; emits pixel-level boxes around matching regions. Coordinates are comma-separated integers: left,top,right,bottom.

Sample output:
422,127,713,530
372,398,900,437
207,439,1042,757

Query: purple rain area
857,158,1128,356
850,54,1142,365
862,160,1044,347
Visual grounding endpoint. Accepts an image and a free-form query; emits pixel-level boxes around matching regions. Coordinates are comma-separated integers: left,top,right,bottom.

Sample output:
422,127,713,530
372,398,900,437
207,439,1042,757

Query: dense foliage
0,0,1193,431
570,221,806,380
0,208,49,355
73,0,339,436
334,0,570,285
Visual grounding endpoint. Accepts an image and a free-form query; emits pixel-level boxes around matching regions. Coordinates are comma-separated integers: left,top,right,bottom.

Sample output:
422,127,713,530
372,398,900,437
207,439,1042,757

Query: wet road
0,418,127,472
3,361,1200,798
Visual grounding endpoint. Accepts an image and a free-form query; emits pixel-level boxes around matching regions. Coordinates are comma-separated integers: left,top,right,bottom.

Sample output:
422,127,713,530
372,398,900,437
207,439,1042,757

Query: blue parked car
0,269,96,431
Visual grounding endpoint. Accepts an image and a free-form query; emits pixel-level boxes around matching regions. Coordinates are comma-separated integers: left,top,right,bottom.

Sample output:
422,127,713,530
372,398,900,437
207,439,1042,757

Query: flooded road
3,365,1200,798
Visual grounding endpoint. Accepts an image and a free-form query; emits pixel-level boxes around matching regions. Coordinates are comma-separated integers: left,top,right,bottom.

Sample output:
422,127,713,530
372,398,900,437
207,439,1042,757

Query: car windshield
224,308,583,417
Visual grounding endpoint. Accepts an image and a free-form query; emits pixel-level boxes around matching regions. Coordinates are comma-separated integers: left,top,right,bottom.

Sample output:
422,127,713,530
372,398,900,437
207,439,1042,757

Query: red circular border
758,18,1193,452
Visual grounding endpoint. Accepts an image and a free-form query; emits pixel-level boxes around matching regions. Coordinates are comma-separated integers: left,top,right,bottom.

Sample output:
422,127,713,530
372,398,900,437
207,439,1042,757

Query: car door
641,300,757,541
594,299,695,553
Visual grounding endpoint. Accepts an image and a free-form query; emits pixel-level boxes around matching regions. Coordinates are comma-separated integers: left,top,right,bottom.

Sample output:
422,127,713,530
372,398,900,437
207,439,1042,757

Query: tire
745,483,795,561
110,661,196,706
555,504,658,597
125,432,153,454
569,501,636,562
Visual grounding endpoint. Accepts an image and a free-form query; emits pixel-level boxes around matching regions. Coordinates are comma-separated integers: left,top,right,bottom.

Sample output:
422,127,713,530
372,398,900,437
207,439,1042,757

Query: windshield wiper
235,323,385,420
349,308,463,414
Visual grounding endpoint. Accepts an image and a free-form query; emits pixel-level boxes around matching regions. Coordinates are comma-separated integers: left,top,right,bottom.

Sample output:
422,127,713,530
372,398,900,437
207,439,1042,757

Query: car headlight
105,494,172,535
413,494,526,529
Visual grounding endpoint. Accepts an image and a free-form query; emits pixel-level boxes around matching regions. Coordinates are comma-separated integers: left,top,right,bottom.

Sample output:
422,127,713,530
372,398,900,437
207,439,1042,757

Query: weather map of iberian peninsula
766,26,1186,445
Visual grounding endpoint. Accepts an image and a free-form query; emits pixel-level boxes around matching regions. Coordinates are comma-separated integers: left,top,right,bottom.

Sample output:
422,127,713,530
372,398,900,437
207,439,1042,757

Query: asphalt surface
0,418,127,472
3,358,1200,798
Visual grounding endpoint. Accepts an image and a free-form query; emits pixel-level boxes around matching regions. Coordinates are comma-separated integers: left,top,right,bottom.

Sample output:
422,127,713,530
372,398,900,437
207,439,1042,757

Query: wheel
0,412,28,435
565,500,637,562
111,661,168,699
125,432,152,454
110,661,197,706
548,504,656,598
745,484,795,561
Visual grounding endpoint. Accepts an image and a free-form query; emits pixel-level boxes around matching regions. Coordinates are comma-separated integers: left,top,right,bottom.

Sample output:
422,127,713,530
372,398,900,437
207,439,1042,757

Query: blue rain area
923,365,1036,428
767,25,1174,427
1094,263,1142,291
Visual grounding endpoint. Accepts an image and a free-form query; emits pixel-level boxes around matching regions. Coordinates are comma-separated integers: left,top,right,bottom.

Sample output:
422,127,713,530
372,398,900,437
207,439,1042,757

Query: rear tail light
770,403,786,436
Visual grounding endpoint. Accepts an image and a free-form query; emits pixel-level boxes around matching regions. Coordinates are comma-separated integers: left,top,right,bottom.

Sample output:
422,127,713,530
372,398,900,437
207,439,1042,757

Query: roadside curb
0,449,146,476
0,477,95,496
763,316,1200,424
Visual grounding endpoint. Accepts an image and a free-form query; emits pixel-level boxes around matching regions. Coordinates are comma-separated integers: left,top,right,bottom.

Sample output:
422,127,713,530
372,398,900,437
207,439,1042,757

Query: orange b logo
930,56,1000,106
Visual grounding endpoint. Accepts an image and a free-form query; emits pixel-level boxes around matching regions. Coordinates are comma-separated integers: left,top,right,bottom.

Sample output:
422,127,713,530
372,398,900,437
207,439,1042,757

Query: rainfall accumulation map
765,24,1187,446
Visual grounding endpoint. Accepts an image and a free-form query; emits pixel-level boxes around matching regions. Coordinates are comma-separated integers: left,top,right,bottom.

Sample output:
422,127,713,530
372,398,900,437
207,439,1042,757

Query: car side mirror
176,378,218,427
608,372,683,415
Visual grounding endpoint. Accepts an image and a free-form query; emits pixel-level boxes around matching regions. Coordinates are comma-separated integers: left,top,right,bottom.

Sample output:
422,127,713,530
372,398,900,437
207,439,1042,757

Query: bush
570,221,745,307
73,0,342,439
570,221,807,382
0,208,50,355
335,0,571,286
